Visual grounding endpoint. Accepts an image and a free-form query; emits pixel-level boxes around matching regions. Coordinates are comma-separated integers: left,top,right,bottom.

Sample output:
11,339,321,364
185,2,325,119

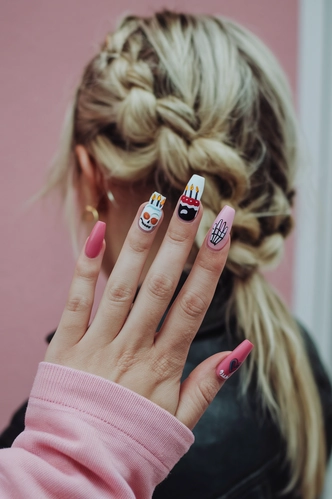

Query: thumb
175,340,253,430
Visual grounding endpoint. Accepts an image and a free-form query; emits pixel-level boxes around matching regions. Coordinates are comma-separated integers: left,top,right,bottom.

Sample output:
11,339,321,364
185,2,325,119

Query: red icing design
180,195,200,207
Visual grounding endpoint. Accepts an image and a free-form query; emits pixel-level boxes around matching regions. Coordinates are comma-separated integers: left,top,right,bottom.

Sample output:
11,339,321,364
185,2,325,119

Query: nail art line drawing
138,192,166,232
210,219,228,246
178,174,205,222
219,359,241,380
207,205,235,251
216,340,253,380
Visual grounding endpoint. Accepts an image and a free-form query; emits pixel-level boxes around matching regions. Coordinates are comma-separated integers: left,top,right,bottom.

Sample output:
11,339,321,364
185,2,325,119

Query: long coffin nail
208,205,235,250
216,340,254,380
85,221,106,258
138,192,166,232
178,174,205,222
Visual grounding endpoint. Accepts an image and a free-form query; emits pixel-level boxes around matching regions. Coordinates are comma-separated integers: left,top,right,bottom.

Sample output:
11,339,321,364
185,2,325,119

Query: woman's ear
75,145,96,187
75,144,102,207
75,145,110,216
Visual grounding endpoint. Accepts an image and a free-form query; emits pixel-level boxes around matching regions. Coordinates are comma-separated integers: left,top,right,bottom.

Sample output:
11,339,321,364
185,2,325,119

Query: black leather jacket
1,277,332,499
154,323,332,499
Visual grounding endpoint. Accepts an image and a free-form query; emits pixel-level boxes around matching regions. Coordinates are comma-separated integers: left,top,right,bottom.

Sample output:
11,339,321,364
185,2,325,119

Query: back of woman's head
74,11,297,278
48,11,326,498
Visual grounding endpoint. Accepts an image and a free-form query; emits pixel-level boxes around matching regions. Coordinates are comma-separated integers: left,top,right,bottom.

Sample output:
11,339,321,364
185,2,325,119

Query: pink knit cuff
29,362,194,471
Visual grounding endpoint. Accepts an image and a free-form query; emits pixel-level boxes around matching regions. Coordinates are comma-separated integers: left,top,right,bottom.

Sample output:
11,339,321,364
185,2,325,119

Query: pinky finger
52,222,106,348
175,340,253,430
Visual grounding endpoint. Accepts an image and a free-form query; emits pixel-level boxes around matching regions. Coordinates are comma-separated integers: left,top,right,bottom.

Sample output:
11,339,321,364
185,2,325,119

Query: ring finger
156,205,235,356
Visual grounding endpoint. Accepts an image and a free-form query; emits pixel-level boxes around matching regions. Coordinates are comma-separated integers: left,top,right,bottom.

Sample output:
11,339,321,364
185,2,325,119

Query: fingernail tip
221,205,235,218
189,174,205,186
237,339,254,355
243,339,254,348
96,220,106,230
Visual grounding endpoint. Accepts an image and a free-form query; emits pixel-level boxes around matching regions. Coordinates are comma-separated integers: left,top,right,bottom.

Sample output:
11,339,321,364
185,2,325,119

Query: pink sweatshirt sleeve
0,362,194,498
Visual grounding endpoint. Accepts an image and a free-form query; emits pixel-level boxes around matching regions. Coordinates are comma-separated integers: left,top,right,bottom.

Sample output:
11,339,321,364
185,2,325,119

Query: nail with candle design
208,205,235,251
138,192,166,232
178,174,205,222
216,340,254,380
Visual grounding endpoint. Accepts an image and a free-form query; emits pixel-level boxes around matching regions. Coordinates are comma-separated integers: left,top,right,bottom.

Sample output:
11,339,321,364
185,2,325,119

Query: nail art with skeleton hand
208,205,235,251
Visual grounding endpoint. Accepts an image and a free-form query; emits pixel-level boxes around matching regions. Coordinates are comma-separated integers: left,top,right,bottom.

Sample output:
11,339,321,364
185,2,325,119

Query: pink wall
0,0,298,430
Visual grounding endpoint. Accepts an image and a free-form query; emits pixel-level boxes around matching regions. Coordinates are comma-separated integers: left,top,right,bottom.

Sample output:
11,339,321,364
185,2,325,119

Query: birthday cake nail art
138,192,166,232
178,174,205,222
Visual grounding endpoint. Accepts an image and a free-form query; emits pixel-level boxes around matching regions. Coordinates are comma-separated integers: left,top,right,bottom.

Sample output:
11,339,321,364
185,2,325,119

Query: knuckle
106,282,134,304
66,294,92,313
146,273,174,300
196,253,223,275
152,354,182,381
114,350,137,374
75,260,98,282
180,291,208,319
166,225,190,245
127,233,150,254
196,378,219,408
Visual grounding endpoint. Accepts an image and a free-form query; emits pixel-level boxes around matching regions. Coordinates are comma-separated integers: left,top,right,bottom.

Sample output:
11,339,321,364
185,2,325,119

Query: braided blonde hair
45,11,326,498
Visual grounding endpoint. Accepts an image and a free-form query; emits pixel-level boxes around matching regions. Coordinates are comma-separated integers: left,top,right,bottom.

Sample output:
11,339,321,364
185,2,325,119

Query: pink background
0,0,298,430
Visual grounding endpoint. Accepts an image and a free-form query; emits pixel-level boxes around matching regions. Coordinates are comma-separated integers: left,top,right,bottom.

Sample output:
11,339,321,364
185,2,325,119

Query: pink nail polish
85,221,106,258
208,205,235,250
216,340,254,380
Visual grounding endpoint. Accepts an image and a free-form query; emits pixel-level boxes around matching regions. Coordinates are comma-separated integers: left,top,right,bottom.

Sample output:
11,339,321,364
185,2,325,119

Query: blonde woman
1,11,332,499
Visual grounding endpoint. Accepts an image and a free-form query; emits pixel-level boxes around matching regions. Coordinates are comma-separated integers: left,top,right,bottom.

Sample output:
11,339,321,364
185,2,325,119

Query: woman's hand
45,178,252,430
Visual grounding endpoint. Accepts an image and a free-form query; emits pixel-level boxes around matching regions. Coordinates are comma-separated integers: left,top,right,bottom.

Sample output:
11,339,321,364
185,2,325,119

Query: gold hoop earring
83,205,99,223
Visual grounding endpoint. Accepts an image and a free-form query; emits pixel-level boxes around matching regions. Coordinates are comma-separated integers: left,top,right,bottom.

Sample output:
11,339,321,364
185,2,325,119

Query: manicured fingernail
85,221,106,258
208,205,235,250
138,192,166,232
216,340,254,380
178,174,205,222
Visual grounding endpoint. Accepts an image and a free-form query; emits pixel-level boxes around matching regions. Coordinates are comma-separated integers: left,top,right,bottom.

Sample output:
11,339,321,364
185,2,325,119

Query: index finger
85,192,166,343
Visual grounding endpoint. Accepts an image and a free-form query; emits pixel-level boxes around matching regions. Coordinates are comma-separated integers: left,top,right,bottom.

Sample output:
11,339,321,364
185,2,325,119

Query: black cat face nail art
178,175,205,222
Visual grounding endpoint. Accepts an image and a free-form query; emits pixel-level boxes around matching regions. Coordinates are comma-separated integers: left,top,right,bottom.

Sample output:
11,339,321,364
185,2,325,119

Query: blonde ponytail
232,273,326,496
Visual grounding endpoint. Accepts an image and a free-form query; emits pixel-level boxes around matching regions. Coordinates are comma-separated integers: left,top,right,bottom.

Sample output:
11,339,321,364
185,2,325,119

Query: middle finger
123,175,205,344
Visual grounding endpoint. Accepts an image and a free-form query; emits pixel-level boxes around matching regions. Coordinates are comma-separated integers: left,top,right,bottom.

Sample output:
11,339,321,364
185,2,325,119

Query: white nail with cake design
178,175,205,222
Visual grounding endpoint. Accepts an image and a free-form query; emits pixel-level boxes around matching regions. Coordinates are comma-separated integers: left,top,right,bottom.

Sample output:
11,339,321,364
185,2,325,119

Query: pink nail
85,221,106,258
216,340,254,380
208,205,235,250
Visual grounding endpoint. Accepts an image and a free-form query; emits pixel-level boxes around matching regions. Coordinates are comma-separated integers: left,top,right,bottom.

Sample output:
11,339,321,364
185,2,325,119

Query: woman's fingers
176,341,254,429
86,193,166,343
48,222,106,350
124,175,205,344
156,206,235,356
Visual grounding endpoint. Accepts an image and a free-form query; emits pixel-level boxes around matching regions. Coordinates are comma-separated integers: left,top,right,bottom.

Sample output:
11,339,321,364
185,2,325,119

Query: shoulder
296,320,332,403
296,321,332,453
